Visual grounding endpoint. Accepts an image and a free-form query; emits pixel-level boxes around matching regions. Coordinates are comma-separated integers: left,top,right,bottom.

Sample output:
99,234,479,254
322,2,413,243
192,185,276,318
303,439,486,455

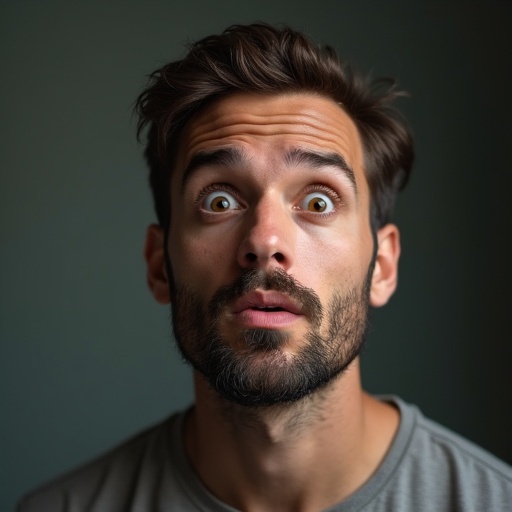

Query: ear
144,224,171,304
369,224,401,308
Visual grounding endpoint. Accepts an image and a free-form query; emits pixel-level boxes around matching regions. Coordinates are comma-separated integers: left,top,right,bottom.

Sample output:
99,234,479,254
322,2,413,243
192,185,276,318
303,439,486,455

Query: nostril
274,252,285,263
246,252,257,263
244,251,285,264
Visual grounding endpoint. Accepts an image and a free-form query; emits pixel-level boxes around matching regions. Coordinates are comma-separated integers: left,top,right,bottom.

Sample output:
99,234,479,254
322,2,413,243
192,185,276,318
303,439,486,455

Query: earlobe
144,224,171,304
369,224,401,308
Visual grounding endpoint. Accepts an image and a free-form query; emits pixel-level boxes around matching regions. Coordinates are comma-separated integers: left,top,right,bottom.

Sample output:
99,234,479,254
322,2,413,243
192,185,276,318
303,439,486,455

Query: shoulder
16,413,182,512
411,403,511,479
380,397,512,512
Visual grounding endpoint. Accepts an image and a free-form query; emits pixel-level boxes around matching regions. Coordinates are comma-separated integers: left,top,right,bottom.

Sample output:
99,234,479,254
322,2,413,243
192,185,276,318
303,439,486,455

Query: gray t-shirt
17,397,512,511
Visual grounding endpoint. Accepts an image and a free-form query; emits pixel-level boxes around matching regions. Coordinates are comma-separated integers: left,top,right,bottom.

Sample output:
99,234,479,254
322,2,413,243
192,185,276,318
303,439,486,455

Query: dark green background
2,1,511,510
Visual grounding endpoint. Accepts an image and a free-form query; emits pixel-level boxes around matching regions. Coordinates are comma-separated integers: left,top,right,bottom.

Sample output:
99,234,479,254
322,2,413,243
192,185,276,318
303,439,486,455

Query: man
18,23,512,512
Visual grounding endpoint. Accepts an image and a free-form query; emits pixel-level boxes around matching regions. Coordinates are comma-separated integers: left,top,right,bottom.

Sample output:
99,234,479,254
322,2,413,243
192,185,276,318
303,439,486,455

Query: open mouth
232,290,302,315
231,291,303,329
251,306,286,312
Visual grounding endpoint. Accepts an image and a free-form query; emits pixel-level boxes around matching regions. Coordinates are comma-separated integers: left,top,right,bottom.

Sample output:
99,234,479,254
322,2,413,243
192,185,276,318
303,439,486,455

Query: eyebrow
284,148,357,192
181,147,247,191
181,146,357,193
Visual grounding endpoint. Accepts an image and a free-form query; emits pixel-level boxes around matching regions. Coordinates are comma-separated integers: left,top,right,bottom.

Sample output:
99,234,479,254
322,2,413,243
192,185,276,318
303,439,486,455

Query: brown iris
210,196,231,212
307,197,327,212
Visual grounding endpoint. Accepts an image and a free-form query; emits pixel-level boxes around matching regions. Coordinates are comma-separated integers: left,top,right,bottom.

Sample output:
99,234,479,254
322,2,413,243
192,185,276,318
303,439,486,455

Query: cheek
296,225,373,289
168,227,237,287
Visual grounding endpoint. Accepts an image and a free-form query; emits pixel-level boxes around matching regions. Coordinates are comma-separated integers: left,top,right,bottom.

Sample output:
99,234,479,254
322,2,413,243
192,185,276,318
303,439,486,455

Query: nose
237,197,295,272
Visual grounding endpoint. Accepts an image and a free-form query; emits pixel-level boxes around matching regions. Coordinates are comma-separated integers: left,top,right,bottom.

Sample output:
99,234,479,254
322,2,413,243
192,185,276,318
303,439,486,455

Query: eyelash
301,184,341,204
194,183,342,213
194,183,241,206
298,184,342,216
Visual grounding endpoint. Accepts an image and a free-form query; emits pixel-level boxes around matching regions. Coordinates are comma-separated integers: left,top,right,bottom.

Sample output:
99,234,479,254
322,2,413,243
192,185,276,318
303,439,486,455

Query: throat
221,388,336,444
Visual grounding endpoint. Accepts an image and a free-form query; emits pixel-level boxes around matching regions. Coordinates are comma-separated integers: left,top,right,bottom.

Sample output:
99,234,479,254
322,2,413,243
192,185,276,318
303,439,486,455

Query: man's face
155,92,391,406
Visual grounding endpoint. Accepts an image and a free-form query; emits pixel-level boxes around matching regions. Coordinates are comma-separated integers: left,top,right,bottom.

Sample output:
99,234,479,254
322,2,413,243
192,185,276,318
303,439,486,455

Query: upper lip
231,290,303,315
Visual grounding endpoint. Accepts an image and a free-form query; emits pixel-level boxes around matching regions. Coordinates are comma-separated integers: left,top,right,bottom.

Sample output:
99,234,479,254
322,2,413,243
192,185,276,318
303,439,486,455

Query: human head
135,23,414,233
144,89,399,405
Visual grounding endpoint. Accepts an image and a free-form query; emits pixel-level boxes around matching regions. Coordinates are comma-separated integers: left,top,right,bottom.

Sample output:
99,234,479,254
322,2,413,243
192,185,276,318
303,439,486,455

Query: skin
145,92,401,511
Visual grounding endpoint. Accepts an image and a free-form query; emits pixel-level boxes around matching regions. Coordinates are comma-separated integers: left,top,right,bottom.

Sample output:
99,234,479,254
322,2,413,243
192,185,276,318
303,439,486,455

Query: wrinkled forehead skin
171,92,371,228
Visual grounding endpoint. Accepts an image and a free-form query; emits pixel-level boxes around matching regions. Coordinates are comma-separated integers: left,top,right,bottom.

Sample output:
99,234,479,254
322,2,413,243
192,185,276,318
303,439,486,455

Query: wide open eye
300,192,335,213
202,190,240,212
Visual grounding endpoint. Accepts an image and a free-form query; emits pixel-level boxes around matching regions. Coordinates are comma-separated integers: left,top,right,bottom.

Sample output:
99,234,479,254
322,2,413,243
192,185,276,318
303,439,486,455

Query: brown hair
135,23,414,231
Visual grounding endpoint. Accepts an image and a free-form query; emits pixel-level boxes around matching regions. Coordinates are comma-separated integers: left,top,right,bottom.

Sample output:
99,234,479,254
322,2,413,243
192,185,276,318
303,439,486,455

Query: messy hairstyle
135,23,414,231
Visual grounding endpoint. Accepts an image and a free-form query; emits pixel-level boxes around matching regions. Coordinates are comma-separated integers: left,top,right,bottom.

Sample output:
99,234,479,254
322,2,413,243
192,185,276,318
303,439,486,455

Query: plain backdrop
1,1,511,510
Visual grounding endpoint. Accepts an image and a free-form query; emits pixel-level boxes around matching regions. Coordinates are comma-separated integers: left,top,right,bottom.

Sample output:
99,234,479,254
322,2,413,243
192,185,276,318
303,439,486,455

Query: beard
168,261,373,408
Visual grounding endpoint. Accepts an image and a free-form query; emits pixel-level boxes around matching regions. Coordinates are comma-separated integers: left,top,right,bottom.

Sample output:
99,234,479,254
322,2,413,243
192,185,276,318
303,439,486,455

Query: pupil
311,198,326,212
214,197,229,210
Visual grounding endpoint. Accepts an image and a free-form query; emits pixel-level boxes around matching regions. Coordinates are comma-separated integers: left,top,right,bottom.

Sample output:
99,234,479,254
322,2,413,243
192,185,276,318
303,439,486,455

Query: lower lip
233,309,302,329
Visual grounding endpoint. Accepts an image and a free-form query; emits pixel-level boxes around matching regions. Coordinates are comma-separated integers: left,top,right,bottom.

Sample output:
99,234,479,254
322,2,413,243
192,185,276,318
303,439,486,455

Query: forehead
174,92,366,190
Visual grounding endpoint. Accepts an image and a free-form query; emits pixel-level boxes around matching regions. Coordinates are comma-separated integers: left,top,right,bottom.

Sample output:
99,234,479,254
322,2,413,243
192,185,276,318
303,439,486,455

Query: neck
184,359,399,512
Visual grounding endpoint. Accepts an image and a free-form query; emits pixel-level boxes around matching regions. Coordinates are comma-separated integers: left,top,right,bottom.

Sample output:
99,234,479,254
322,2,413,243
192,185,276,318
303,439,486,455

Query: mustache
208,268,323,327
